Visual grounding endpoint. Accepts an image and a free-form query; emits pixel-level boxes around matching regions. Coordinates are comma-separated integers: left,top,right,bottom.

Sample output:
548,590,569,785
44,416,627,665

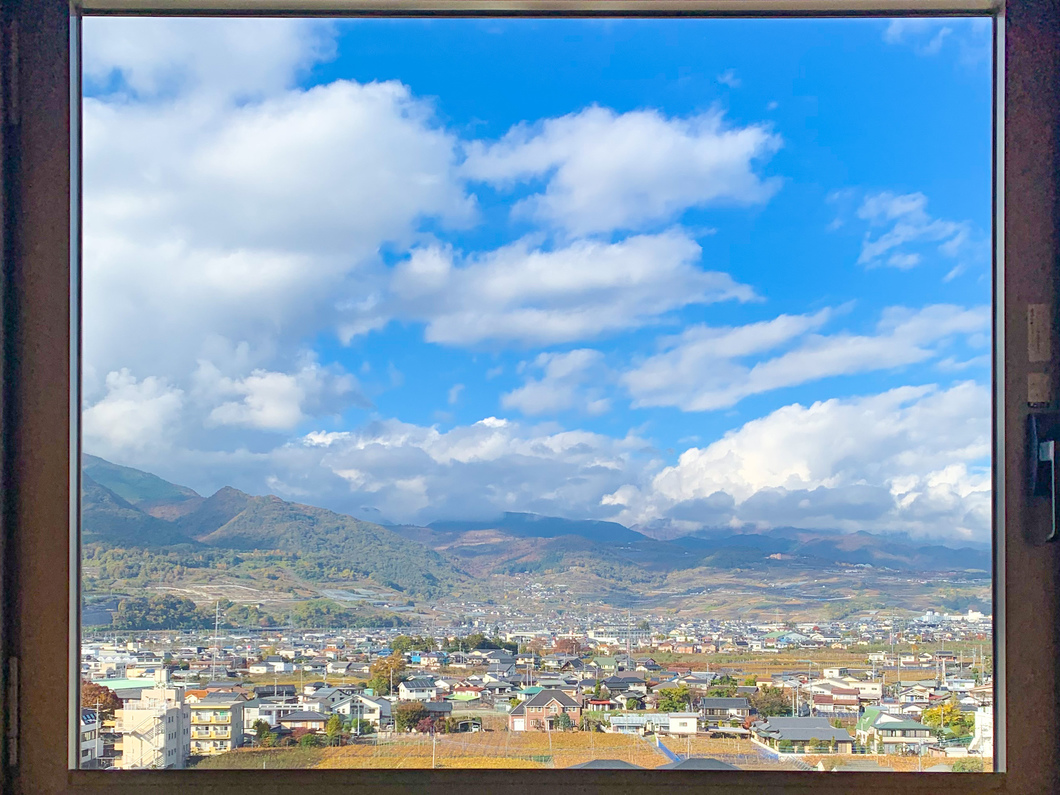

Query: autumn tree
552,638,581,655
81,681,121,718
367,652,407,695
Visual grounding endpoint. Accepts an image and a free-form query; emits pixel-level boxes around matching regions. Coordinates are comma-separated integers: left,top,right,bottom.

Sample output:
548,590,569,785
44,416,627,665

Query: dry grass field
195,730,947,772
317,730,673,769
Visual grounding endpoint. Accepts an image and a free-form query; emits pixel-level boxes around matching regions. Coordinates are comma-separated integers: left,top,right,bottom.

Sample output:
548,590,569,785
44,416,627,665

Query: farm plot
317,731,671,769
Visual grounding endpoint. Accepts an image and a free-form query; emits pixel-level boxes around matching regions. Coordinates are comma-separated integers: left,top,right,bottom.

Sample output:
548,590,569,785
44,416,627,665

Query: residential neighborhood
81,605,993,771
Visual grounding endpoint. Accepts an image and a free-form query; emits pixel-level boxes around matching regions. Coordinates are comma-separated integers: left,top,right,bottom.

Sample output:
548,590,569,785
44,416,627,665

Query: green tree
395,701,429,732
298,732,323,748
252,719,272,746
952,757,985,772
750,686,791,717
555,713,573,730
658,684,691,712
325,714,344,746
743,675,758,686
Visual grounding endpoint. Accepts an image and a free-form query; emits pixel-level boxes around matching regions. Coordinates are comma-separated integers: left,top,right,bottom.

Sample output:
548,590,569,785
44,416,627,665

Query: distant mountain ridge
428,512,646,544
81,455,990,604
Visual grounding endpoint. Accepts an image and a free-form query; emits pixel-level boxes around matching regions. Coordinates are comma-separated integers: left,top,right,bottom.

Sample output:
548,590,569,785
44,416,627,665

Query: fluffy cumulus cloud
502,349,611,416
83,369,184,453
81,18,475,452
83,17,336,101
623,303,989,411
195,358,367,432
348,230,755,346
84,77,474,381
604,382,991,541
462,107,781,236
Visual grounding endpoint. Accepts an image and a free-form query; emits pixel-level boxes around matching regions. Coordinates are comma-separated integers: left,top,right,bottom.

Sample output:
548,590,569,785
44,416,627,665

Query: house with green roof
590,656,619,674
855,707,934,753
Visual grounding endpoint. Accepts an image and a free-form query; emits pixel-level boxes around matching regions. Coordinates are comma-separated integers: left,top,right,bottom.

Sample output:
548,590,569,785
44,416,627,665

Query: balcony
192,729,231,739
190,715,231,725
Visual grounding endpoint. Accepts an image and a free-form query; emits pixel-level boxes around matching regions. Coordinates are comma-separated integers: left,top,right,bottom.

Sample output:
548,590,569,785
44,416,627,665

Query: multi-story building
115,674,190,770
78,709,101,769
189,695,245,756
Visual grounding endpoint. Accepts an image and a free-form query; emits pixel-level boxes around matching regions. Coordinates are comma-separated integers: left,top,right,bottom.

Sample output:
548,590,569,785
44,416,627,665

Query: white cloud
348,230,754,346
606,381,990,541
855,191,981,270
717,69,741,88
462,106,781,236
83,17,336,102
883,18,991,65
195,358,363,432
502,349,610,416
623,303,988,411
294,417,656,524
91,379,989,543
82,20,476,445
448,384,465,405
83,369,184,452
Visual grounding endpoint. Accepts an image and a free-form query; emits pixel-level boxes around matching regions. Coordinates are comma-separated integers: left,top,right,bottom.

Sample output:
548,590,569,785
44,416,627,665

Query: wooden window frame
4,0,1060,792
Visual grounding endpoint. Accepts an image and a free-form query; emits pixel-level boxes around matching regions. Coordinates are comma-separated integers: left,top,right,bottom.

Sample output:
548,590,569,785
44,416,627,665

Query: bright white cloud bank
253,381,990,541
606,381,990,540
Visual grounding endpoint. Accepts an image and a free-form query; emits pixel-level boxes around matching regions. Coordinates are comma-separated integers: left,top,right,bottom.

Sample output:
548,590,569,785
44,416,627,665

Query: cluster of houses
78,606,994,770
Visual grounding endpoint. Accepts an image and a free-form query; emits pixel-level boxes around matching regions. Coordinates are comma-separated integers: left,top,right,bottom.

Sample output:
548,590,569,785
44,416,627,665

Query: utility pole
211,601,220,682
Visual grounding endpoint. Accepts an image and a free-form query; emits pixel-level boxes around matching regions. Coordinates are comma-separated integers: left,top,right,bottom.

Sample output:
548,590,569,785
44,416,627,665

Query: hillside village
81,607,993,772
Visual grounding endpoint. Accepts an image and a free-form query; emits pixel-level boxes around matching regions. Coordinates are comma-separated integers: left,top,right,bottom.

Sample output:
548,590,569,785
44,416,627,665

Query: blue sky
80,16,993,542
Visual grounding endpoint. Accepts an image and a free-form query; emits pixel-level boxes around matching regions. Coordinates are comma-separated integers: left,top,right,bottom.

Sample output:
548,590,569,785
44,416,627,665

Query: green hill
81,456,466,598
83,454,202,518
81,474,184,545
198,495,461,595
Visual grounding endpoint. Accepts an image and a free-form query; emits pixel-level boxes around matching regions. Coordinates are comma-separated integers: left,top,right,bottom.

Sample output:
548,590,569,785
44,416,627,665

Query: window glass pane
78,15,993,773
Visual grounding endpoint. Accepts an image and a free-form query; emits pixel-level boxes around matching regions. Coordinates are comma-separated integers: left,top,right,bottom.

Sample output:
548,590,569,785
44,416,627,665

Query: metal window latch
1029,413,1060,541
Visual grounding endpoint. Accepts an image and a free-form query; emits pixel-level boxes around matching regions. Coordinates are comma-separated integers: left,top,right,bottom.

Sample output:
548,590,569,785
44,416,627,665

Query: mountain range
81,455,990,605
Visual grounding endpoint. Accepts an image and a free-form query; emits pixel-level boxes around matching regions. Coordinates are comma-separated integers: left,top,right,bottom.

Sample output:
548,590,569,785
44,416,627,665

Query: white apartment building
968,706,994,758
115,672,190,770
